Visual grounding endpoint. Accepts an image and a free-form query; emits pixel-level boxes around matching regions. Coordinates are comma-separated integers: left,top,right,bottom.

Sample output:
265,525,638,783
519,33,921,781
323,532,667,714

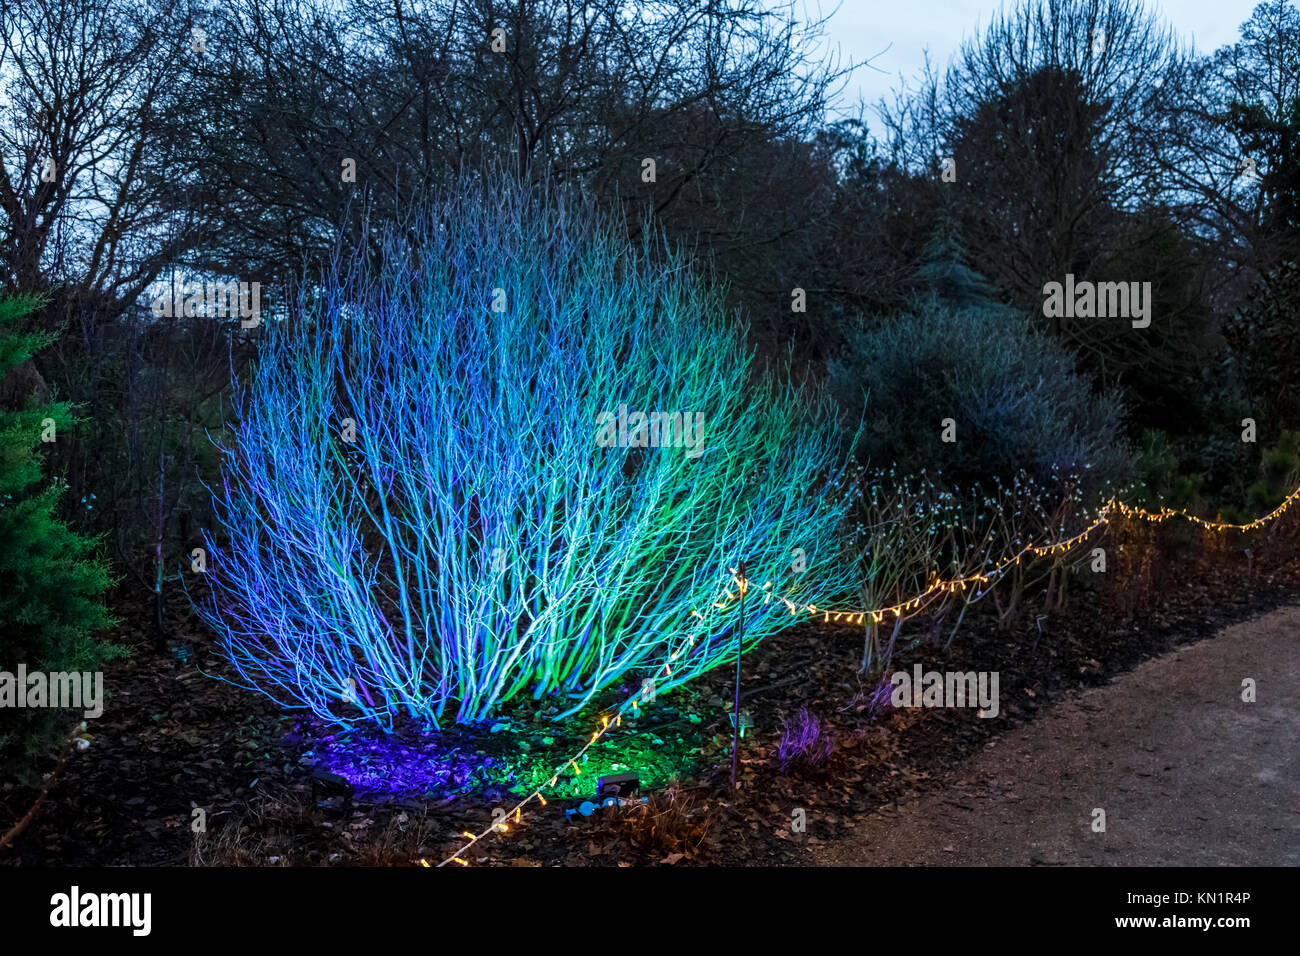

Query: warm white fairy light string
426,483,1300,866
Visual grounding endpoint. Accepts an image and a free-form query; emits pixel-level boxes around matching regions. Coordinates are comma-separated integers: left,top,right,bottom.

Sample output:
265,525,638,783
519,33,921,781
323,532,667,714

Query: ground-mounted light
563,771,646,818
310,768,355,810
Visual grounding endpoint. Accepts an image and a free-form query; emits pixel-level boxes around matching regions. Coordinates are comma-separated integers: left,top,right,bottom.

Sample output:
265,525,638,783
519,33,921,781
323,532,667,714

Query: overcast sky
801,0,1258,124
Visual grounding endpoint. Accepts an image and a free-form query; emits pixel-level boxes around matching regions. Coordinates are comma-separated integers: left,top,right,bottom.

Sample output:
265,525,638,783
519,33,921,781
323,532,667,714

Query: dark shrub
829,294,1133,497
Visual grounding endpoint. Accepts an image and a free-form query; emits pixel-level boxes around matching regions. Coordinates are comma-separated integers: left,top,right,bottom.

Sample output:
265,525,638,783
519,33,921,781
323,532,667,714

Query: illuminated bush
196,172,853,728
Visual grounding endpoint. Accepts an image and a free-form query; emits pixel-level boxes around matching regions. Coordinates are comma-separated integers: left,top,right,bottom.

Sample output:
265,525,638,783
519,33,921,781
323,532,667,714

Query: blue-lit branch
195,173,855,728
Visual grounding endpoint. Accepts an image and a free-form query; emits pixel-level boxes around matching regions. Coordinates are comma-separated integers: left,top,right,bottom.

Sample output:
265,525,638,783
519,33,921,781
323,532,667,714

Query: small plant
776,706,835,772
604,782,717,863
842,673,896,720
1134,429,1204,514
864,675,896,720
1246,430,1300,518
850,467,945,672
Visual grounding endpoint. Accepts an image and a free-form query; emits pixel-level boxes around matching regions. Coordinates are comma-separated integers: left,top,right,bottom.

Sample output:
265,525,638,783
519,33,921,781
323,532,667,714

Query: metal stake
731,560,746,794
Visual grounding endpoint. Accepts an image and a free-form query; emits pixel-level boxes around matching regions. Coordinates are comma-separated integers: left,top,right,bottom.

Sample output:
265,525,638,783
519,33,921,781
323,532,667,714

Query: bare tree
877,0,1223,406
180,0,852,288
0,0,240,645
0,0,210,305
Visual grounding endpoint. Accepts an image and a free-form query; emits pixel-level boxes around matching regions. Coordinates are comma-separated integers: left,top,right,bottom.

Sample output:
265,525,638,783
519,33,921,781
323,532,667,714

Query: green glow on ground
504,729,705,799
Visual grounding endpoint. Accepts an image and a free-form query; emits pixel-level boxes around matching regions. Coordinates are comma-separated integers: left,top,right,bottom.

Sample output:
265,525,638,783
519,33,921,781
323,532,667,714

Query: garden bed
4,525,1297,868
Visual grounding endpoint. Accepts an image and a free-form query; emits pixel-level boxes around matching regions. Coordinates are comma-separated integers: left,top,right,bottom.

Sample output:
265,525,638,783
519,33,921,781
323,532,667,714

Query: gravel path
811,605,1300,866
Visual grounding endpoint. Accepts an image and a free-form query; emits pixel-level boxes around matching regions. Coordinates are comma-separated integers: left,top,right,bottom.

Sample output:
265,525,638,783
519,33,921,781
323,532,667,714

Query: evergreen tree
0,294,119,769
914,224,999,309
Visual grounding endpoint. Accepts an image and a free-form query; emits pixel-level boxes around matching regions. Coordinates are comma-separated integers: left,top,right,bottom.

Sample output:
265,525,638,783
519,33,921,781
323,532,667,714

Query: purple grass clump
776,706,835,772
865,675,895,720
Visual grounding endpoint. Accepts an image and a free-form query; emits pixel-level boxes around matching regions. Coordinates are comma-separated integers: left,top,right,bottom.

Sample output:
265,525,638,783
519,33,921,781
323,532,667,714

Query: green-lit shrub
196,170,856,728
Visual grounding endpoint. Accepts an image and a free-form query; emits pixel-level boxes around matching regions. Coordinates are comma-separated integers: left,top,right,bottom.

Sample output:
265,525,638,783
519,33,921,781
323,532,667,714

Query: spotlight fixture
597,772,640,799
310,768,355,810
562,772,646,819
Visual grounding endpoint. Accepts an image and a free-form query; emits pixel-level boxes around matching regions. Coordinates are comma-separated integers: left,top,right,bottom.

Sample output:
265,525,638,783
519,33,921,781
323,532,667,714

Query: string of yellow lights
427,711,626,866
427,482,1300,866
